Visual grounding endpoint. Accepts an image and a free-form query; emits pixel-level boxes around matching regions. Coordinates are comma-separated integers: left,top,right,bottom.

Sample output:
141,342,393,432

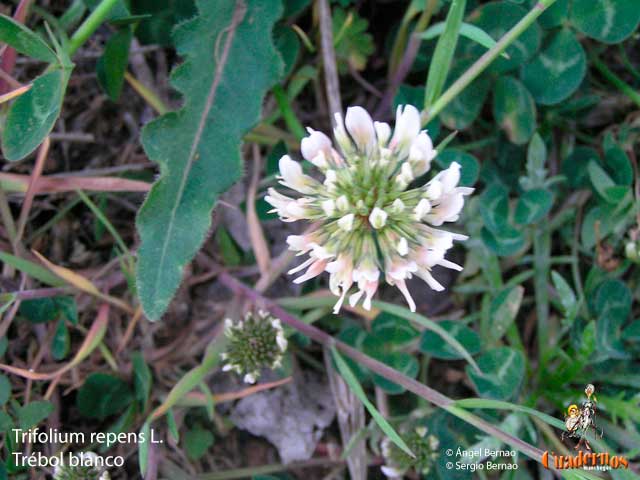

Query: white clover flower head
380,426,440,478
265,104,472,313
221,310,287,384
54,452,106,480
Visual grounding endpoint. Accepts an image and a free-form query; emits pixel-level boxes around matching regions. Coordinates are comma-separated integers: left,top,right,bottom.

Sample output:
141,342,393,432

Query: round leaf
440,59,490,130
466,347,525,400
570,0,640,44
562,147,599,188
493,76,537,145
371,312,419,345
371,352,419,395
481,226,525,257
2,69,70,161
77,373,134,420
468,2,541,73
521,30,586,105
419,321,481,359
535,0,569,29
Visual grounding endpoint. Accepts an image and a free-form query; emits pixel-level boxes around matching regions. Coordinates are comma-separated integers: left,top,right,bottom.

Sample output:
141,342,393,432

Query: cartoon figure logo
561,384,603,451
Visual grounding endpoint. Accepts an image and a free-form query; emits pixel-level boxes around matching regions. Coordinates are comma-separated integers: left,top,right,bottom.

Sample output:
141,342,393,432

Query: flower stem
422,0,557,124
219,272,550,467
273,85,306,140
68,0,120,56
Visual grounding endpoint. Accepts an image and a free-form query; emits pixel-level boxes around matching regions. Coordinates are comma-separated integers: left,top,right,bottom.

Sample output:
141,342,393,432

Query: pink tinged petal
301,129,332,161
288,256,314,275
395,279,416,312
345,106,376,152
427,193,465,225
374,121,391,145
362,280,378,310
293,259,328,284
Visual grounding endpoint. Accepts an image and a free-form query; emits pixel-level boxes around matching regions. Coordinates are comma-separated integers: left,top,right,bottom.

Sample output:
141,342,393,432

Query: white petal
395,279,416,312
425,180,443,200
345,106,376,152
397,237,409,256
390,104,421,156
374,121,391,145
414,198,431,221
301,129,332,161
243,373,256,384
276,333,288,352
279,155,315,194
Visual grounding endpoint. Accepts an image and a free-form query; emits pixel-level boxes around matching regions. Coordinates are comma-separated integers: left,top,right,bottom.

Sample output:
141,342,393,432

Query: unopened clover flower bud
626,240,640,263
338,213,355,231
336,195,350,212
265,104,471,313
391,198,405,214
397,237,409,256
369,207,388,229
221,310,287,384
322,199,336,216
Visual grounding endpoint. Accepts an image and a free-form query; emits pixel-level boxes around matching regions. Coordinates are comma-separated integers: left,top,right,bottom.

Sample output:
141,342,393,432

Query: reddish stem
0,0,35,94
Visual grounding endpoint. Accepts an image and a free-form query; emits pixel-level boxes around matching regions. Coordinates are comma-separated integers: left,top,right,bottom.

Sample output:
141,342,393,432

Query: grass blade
424,0,467,110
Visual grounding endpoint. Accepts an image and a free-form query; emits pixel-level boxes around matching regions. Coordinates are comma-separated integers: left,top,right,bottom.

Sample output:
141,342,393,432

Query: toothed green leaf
135,0,283,320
